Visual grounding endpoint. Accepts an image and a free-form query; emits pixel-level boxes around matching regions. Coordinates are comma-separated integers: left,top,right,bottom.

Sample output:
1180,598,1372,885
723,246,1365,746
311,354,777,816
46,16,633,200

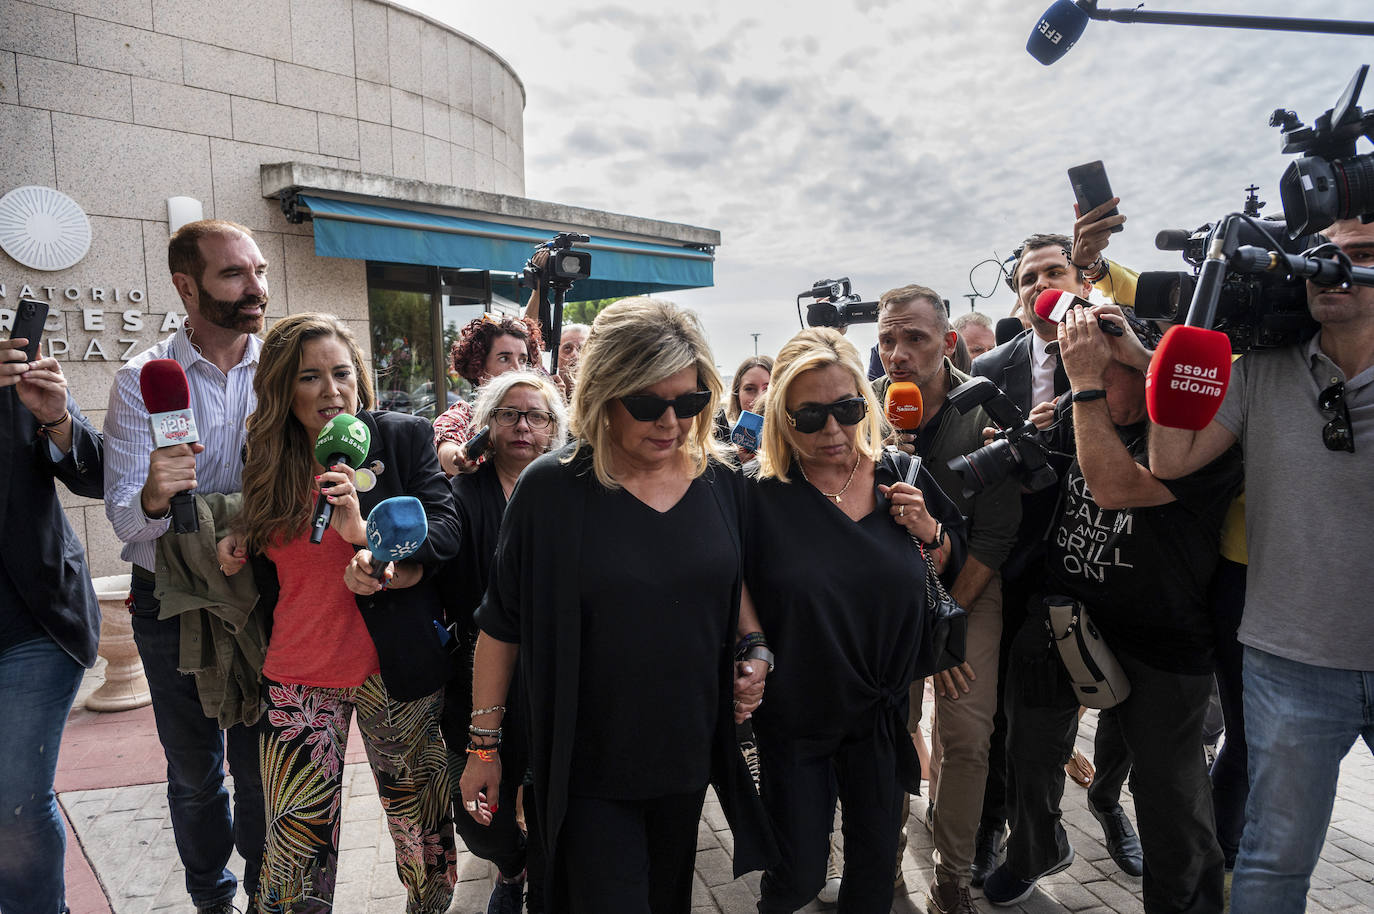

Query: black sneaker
487,874,525,914
982,844,1075,907
969,822,1005,888
1091,804,1144,877
196,903,239,914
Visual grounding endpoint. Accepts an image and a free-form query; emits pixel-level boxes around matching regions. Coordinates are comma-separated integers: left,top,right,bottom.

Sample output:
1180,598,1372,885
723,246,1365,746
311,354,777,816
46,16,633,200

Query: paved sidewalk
59,665,1374,913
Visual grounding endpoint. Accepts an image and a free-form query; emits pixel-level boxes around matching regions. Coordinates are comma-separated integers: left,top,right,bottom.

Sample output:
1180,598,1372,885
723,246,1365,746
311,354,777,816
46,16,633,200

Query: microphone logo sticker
150,409,199,447
890,403,920,416
1037,19,1064,45
1166,363,1224,398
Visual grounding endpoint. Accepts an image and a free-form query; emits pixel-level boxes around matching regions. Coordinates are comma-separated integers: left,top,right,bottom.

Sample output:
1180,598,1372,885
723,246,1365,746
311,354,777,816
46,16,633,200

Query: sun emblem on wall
0,185,93,271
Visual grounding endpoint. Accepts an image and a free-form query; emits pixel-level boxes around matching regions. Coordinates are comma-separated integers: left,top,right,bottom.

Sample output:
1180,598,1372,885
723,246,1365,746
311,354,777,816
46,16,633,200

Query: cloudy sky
408,0,1369,372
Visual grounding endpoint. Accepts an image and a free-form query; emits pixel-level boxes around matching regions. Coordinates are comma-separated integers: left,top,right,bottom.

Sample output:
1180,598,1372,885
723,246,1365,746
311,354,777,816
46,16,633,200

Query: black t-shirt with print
1044,419,1241,675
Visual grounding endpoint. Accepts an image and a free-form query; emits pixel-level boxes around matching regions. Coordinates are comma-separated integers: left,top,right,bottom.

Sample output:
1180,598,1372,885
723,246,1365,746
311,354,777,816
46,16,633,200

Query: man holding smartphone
1,334,104,914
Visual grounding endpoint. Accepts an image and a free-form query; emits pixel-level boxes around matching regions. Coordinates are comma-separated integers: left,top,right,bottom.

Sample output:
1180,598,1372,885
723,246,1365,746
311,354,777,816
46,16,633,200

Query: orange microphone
884,381,924,433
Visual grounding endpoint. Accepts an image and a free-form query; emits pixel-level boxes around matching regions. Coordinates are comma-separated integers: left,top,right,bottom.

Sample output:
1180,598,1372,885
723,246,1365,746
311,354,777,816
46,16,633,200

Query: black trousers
559,788,707,914
980,571,1033,829
1088,706,1133,813
755,727,903,914
1003,616,1225,914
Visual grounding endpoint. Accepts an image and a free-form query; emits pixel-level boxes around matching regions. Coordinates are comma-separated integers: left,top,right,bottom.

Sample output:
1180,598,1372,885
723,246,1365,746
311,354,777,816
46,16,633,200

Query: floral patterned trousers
254,677,456,914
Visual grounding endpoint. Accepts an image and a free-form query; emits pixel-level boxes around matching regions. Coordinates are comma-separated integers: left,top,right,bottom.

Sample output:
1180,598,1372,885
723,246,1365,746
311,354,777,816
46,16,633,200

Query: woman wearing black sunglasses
458,298,773,913
746,327,966,912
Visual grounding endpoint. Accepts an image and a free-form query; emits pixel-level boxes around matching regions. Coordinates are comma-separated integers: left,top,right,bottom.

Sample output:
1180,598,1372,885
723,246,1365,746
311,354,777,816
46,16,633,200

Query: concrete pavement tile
709,879,759,911
1042,879,1109,911
692,873,713,905
1085,876,1145,914
696,846,735,887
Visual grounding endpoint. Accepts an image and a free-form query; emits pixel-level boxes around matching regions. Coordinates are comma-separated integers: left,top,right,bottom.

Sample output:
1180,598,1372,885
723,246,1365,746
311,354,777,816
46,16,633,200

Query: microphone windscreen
1034,289,1090,324
995,317,1024,346
314,414,371,467
730,410,763,451
885,381,924,432
366,496,428,562
1145,325,1233,430
1027,0,1088,65
140,359,191,413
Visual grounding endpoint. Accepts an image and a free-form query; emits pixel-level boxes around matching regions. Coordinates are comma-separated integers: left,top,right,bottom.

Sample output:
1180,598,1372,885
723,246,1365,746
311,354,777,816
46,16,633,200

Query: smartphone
9,299,49,361
462,426,491,461
1067,161,1123,232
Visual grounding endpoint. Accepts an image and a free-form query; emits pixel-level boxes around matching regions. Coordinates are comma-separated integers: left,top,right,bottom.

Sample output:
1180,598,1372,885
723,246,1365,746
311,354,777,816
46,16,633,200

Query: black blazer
970,329,1035,413
251,409,462,701
1,390,104,667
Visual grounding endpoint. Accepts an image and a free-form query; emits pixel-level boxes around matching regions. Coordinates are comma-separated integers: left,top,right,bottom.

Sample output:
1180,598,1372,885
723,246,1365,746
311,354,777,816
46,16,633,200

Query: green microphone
310,414,371,544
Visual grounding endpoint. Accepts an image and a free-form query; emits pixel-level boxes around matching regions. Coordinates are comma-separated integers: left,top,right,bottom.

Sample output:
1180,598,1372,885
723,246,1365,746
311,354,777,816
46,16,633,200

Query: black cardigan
476,445,776,908
251,410,462,701
0,391,104,667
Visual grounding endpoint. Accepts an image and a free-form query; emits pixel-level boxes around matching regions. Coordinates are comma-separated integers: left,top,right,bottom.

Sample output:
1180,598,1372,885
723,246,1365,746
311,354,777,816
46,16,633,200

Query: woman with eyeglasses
433,313,544,477
458,298,772,913
744,328,966,912
438,369,568,914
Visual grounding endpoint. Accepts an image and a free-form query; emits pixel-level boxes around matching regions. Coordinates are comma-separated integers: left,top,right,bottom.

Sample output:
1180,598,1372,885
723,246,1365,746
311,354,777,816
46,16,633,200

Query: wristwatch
744,645,776,672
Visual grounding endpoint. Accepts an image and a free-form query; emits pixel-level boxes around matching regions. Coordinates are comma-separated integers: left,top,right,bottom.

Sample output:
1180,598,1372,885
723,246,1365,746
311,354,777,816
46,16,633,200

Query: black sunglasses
618,390,712,422
786,396,868,434
1319,382,1355,453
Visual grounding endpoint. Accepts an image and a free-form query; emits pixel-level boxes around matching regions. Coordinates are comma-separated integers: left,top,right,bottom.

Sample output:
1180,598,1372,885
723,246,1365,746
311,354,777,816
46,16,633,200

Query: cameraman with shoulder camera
983,303,1240,913
874,284,1021,914
1148,217,1374,914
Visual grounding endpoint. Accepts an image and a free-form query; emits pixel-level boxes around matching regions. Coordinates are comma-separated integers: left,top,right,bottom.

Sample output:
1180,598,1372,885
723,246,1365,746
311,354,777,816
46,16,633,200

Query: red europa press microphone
139,358,201,534
885,381,924,433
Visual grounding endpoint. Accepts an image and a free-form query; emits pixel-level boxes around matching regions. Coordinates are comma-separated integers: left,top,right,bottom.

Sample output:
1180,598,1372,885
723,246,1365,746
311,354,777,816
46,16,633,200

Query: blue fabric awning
299,195,713,302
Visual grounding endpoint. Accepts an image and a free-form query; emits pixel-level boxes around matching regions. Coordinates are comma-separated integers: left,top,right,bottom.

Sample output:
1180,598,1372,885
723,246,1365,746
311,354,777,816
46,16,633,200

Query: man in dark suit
968,200,1149,886
0,336,104,913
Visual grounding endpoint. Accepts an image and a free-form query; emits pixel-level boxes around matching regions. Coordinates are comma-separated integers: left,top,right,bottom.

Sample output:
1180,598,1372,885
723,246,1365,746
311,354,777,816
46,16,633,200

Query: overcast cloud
408,0,1371,372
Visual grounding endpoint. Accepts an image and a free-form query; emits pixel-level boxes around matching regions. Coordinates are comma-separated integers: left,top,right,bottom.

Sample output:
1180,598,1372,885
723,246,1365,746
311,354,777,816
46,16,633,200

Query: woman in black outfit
440,369,568,914
458,298,770,913
746,328,965,913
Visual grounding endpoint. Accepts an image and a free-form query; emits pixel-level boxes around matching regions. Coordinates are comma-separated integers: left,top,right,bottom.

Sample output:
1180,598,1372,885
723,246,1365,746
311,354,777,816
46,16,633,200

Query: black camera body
1274,65,1374,238
522,231,591,289
1136,202,1322,351
800,277,879,329
945,377,1058,497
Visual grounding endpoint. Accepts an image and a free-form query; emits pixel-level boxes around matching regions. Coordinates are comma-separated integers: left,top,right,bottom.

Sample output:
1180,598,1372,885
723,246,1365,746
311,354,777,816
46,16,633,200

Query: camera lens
948,439,1020,497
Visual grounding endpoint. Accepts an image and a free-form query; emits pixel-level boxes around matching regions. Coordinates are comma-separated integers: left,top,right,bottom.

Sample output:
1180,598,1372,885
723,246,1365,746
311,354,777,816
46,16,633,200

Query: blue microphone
730,409,764,454
1027,0,1090,65
364,496,429,581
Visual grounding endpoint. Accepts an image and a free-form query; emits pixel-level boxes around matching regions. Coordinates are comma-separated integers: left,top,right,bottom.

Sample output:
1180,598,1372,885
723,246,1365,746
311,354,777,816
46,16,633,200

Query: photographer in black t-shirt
981,303,1241,914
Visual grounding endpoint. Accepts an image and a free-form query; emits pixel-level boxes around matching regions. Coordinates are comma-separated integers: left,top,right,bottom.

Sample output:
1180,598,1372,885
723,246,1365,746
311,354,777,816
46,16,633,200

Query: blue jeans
1231,646,1374,914
129,574,265,907
0,635,84,914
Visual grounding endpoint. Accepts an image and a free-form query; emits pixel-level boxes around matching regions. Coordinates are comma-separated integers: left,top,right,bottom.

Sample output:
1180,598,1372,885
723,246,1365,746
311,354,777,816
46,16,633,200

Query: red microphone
139,359,201,534
1033,289,1123,336
885,381,924,433
1145,326,1232,430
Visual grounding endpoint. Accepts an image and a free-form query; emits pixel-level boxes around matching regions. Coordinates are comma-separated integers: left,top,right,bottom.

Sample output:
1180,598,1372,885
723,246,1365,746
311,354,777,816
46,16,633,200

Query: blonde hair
472,369,570,451
758,327,889,482
566,297,726,488
238,313,375,551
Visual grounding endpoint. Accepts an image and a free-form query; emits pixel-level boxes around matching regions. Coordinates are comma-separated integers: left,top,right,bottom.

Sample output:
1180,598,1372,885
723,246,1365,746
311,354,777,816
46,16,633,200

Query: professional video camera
944,377,1058,497
1274,65,1374,238
1138,66,1374,353
521,231,592,371
1135,188,1322,351
521,231,592,291
798,277,879,329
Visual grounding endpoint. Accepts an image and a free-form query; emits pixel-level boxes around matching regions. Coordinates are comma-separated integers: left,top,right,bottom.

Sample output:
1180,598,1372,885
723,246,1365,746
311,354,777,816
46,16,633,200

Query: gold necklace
798,452,862,504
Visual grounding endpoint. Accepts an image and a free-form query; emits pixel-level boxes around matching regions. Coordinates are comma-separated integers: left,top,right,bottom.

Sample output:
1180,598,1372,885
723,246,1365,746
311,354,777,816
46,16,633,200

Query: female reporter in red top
227,313,461,914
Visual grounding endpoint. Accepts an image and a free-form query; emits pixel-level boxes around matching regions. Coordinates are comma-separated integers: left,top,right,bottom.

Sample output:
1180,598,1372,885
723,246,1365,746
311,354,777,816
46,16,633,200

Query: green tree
560,297,620,325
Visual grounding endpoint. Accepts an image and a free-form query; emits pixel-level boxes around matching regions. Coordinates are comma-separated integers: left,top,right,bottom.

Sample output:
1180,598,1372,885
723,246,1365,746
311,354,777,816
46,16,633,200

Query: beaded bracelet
468,725,502,738
470,705,506,719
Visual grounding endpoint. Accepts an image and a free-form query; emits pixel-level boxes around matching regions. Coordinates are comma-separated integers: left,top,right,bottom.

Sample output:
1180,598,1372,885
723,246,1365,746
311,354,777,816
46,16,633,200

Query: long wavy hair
566,297,726,489
237,313,376,552
758,327,888,483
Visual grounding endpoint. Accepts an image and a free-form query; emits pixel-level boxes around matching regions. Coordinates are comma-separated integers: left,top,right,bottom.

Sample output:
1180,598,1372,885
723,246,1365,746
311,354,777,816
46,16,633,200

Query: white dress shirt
103,328,261,572
1029,330,1061,410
